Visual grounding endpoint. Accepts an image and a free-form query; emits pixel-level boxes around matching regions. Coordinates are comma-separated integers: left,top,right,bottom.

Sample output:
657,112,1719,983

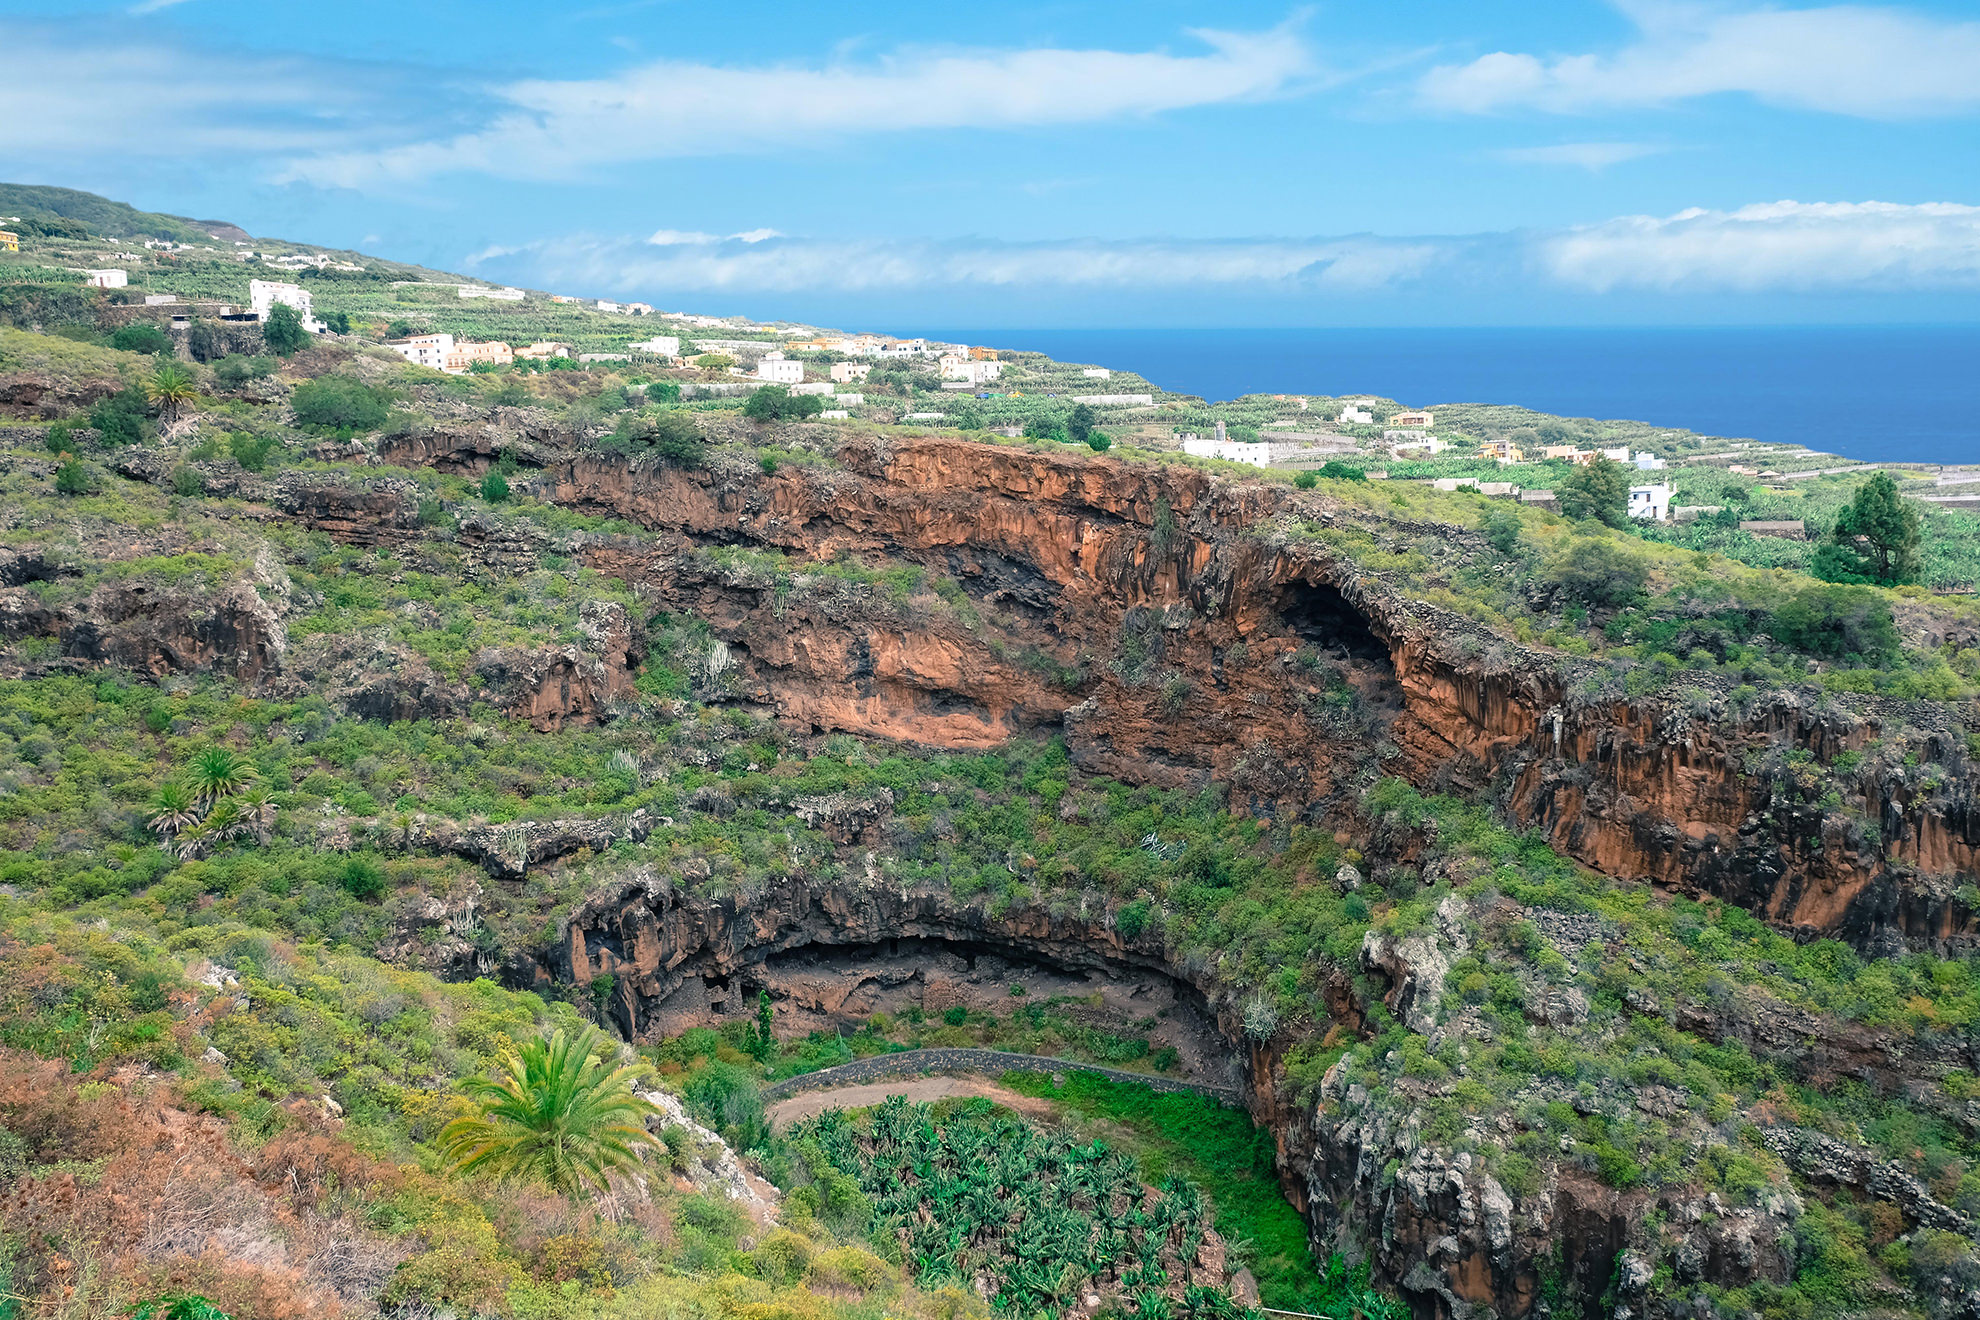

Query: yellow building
0,231,17,253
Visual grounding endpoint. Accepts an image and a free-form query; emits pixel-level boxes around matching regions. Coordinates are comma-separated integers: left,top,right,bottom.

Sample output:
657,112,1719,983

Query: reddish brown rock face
532,435,1978,951
69,427,1972,950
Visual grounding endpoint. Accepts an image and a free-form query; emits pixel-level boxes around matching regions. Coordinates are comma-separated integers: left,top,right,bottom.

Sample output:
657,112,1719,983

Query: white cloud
0,26,449,161
647,227,784,246
1422,2,1980,117
471,201,1980,301
477,231,1454,296
287,23,1319,185
1539,200,1980,291
1494,142,1669,169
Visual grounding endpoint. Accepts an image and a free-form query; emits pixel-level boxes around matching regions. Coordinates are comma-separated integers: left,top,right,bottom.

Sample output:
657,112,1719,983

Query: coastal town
5,193,1978,591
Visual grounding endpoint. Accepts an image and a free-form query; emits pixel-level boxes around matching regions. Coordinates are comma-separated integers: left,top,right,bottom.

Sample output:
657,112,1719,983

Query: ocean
926,326,1980,467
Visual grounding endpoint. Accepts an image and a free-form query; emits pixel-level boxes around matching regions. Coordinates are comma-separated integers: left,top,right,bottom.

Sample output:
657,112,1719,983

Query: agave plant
148,781,200,837
438,1025,659,1196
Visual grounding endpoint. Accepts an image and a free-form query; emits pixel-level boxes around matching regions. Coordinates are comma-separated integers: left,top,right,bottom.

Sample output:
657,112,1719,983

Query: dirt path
767,1074,1058,1128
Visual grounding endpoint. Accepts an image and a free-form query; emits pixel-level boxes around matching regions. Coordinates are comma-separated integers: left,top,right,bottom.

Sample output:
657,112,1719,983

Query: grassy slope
0,181,220,243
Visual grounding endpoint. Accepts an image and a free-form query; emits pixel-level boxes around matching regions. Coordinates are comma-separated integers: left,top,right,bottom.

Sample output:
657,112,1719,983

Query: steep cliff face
0,576,286,682
515,435,1979,950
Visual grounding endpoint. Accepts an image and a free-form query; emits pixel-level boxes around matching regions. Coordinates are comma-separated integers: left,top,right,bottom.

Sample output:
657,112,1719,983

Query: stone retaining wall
759,1047,1241,1102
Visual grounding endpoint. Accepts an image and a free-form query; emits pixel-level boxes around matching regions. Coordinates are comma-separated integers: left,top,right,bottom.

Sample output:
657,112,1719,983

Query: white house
819,409,850,419
830,361,871,383
755,351,804,385
1081,368,1111,379
459,286,525,301
1601,447,1631,463
596,300,620,313
1629,484,1674,522
1338,404,1374,425
1634,451,1666,471
629,336,681,356
248,279,321,331
940,356,1003,385
385,333,455,371
84,269,128,288
1182,436,1273,468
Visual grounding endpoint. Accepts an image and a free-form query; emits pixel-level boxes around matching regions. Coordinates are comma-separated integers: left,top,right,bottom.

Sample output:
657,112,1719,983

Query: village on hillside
5,193,1979,591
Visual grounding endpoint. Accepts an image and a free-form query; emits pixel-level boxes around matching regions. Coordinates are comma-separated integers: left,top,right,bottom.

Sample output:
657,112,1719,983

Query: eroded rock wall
526,436,1980,950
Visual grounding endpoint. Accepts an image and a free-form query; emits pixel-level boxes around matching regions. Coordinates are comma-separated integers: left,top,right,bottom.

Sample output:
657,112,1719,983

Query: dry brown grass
0,1051,406,1318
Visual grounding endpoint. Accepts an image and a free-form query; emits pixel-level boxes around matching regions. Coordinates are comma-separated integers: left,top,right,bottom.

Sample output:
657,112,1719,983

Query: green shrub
340,856,387,899
291,375,390,432
212,355,274,388
743,386,823,423
615,409,705,465
1541,532,1648,606
480,470,510,503
54,457,94,495
262,302,308,355
227,431,278,471
1771,584,1898,663
109,323,174,355
89,385,151,445
1293,471,1318,490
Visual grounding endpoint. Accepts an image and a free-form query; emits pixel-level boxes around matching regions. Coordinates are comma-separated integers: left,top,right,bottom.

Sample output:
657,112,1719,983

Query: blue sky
3,0,1979,326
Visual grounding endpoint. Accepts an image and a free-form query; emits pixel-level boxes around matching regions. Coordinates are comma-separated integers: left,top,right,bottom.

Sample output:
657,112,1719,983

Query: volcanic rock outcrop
508,433,1974,951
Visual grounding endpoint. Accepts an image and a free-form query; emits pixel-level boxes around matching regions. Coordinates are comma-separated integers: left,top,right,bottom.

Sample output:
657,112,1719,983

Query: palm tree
148,781,200,837
145,362,199,422
204,797,246,842
439,1026,659,1196
173,821,211,861
237,787,277,844
186,746,256,807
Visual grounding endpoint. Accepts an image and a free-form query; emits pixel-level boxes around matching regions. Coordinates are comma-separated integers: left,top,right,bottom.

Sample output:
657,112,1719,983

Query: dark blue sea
927,326,1980,467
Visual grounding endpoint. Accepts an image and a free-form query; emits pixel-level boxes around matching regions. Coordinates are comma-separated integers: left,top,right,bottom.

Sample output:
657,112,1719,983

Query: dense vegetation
788,1095,1404,1320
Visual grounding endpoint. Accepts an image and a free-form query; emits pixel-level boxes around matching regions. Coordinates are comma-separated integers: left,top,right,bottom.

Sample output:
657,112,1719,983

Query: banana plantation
789,1096,1247,1320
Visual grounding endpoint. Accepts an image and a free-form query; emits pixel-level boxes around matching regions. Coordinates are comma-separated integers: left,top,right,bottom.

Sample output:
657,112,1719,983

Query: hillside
0,181,243,244
0,186,1976,1320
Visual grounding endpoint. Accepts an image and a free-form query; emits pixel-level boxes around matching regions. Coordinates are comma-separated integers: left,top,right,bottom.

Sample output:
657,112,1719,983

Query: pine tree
1818,472,1920,585
1557,456,1630,528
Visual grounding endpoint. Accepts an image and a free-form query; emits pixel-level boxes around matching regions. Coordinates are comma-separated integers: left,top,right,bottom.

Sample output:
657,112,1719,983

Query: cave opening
635,934,1234,1089
1280,581,1391,663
